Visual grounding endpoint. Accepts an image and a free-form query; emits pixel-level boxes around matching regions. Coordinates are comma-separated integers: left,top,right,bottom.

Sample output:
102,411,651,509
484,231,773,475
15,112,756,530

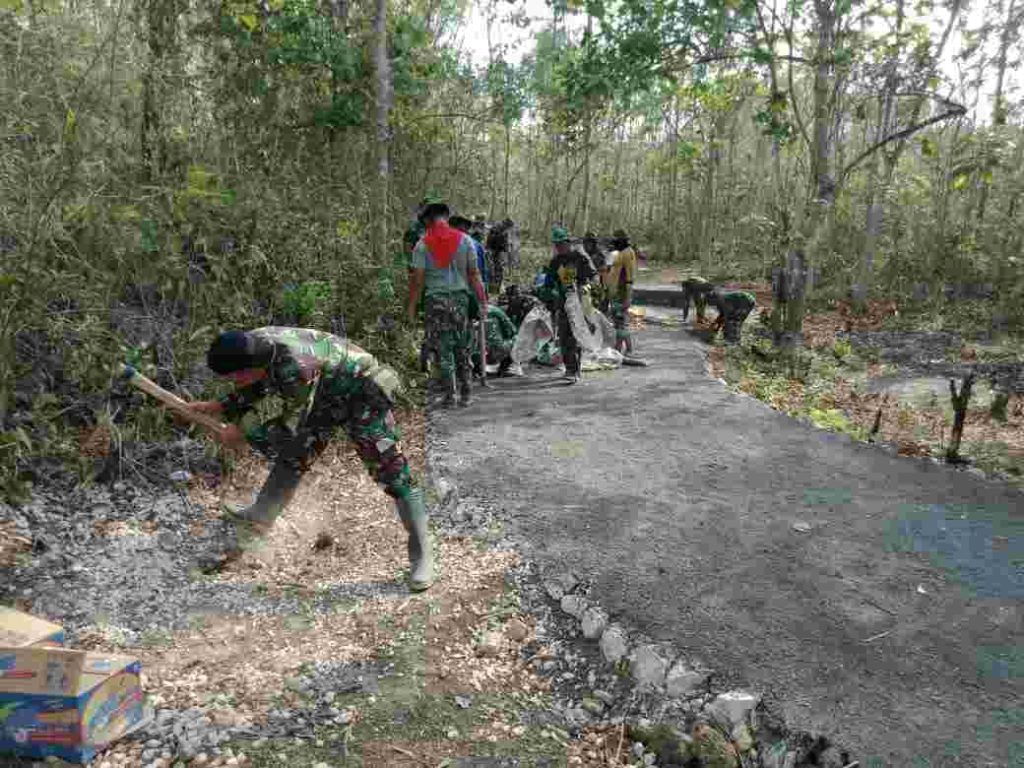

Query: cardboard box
0,607,65,648
0,646,146,764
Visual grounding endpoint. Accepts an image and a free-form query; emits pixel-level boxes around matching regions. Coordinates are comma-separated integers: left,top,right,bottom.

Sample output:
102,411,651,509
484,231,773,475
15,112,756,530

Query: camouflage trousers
552,300,581,377
251,377,415,500
487,251,505,292
425,292,472,391
608,299,632,345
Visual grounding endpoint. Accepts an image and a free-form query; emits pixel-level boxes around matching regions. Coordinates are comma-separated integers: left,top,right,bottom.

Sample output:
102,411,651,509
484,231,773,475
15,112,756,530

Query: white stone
664,662,707,697
580,607,608,640
599,624,629,663
544,581,566,601
560,594,588,619
630,645,668,688
708,690,760,728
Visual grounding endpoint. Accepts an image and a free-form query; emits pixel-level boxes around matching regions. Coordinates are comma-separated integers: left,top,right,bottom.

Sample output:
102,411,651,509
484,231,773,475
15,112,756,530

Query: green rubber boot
223,462,302,536
395,488,434,592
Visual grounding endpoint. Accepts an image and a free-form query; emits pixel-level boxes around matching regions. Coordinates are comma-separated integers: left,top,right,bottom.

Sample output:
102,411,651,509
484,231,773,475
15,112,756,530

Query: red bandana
423,221,463,269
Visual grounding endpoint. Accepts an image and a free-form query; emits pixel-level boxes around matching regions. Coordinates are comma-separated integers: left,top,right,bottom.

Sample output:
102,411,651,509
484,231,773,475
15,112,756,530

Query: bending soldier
708,289,756,343
190,327,434,592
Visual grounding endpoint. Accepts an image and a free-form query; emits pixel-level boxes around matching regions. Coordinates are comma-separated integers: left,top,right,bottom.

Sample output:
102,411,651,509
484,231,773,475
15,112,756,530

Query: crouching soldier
188,327,434,592
708,289,756,343
471,303,521,377
680,277,715,323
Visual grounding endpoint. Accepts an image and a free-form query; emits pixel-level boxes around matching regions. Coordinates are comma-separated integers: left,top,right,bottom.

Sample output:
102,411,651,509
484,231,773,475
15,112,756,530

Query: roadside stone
593,689,615,706
630,645,668,688
632,742,645,758
505,618,529,641
560,594,587,619
708,690,760,728
476,631,502,657
581,696,605,715
599,624,629,663
580,607,608,640
665,662,707,697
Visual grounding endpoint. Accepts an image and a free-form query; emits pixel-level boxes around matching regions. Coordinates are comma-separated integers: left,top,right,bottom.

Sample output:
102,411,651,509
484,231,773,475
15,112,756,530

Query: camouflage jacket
218,327,401,444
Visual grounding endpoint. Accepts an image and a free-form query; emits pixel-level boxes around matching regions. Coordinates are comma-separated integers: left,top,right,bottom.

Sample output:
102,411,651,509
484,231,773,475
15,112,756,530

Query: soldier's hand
216,424,247,450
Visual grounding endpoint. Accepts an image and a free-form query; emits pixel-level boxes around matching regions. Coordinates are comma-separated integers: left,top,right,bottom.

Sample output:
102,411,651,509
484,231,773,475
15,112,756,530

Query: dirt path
428,326,1024,767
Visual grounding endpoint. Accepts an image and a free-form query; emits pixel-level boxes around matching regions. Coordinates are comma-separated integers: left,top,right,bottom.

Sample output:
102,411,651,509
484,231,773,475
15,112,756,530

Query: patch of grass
139,627,175,648
832,337,852,360
484,586,521,632
803,406,869,440
963,441,1024,486
234,735,349,767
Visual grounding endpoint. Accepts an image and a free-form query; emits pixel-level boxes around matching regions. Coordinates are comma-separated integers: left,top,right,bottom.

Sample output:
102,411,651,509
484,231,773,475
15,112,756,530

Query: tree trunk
778,0,835,344
857,0,903,310
977,0,1019,227
504,124,511,215
372,0,392,267
141,0,179,182
667,100,679,260
946,372,975,462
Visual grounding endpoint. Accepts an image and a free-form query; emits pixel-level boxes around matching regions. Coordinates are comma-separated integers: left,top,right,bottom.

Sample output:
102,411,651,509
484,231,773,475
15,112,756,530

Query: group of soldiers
176,197,757,598
405,195,645,396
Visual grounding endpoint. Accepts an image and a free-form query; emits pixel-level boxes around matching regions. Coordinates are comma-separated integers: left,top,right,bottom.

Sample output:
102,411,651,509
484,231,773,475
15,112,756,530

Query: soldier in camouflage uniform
680,277,714,323
407,198,488,407
470,303,520,377
188,327,433,591
708,289,756,343
404,217,432,371
542,226,597,383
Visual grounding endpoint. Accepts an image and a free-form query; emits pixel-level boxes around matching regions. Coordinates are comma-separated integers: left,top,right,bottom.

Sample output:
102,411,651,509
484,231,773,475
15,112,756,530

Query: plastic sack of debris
512,305,556,364
565,290,624,369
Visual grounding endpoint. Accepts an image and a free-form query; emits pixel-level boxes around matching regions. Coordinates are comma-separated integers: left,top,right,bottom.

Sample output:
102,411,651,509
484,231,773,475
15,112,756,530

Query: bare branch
841,101,967,180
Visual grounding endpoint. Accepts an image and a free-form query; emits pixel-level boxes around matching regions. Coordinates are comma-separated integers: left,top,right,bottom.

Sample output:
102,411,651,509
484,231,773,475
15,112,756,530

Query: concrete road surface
428,324,1023,767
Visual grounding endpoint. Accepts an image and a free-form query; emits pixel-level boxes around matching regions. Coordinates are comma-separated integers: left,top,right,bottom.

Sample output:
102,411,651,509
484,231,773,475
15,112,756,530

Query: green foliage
832,337,852,360
281,281,332,324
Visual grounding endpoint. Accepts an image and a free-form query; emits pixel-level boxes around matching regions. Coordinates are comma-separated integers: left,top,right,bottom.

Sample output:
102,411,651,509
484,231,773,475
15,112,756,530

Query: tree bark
947,372,975,462
857,0,903,310
372,0,393,267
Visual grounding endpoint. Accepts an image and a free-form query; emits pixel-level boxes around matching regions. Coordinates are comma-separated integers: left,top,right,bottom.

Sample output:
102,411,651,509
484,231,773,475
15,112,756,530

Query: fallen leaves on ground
359,739,476,767
131,607,399,714
0,519,31,568
566,725,634,766
829,379,1024,457
425,541,547,695
803,298,898,348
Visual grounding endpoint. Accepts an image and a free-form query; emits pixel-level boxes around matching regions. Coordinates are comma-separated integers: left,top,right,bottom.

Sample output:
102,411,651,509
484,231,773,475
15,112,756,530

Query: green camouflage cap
551,225,570,244
417,193,450,223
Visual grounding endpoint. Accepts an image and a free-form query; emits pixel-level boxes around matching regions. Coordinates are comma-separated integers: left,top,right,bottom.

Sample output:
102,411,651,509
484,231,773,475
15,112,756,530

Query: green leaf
237,13,258,32
63,109,77,143
140,219,159,253
920,136,938,157
951,173,969,191
981,170,994,185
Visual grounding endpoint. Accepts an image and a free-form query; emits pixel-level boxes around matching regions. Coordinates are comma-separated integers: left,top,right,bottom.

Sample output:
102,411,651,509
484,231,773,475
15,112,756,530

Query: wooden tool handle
121,364,231,437
478,314,489,387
